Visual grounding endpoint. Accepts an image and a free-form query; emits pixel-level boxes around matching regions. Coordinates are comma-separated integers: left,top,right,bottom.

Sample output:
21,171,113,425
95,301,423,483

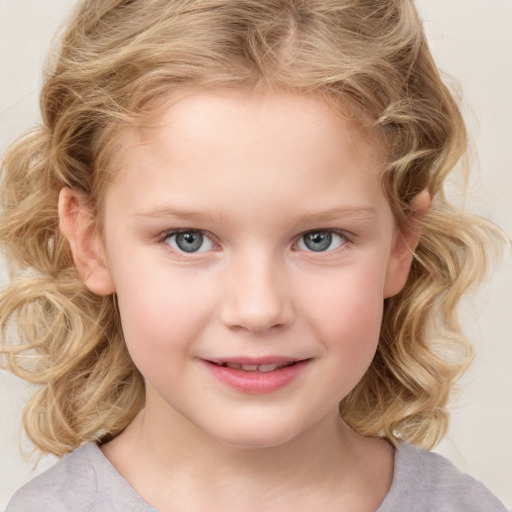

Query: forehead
114,89,383,174
102,89,390,223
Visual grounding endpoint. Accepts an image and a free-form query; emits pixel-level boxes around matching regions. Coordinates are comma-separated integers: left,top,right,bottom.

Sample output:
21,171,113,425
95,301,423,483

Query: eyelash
158,229,218,256
293,229,351,254
158,228,352,256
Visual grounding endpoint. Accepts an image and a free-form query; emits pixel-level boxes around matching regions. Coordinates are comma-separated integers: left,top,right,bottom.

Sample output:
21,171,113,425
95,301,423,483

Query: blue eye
165,230,214,253
296,230,347,252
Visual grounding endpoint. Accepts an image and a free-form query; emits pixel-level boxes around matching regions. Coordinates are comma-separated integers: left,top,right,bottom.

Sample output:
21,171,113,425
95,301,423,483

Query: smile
202,358,311,394
211,361,297,372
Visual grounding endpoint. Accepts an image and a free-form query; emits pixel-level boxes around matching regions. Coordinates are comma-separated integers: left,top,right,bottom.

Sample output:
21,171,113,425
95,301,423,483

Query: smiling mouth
210,361,300,373
204,358,311,393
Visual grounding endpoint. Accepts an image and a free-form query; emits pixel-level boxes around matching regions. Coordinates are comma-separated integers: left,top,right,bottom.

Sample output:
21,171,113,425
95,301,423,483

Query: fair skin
59,90,430,512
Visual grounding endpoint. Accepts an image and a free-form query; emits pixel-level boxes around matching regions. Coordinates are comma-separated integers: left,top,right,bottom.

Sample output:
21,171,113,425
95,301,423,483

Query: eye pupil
175,231,203,252
303,231,332,252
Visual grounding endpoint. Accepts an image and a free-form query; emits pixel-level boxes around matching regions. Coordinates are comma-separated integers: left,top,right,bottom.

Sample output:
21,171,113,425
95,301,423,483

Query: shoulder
6,443,155,512
378,442,508,512
6,444,99,512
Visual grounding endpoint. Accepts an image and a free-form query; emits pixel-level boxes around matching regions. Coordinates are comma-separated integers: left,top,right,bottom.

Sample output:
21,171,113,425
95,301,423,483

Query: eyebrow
298,206,378,224
133,206,224,223
133,205,378,224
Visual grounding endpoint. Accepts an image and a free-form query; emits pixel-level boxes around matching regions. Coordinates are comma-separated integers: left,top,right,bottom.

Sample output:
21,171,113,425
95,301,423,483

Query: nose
219,252,294,334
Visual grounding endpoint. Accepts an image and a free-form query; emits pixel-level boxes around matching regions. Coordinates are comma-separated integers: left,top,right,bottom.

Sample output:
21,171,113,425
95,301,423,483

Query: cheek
111,263,214,372
308,260,386,325
303,263,386,370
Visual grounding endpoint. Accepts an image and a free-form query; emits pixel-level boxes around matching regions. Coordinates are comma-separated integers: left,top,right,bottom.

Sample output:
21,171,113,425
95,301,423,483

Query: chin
208,420,305,451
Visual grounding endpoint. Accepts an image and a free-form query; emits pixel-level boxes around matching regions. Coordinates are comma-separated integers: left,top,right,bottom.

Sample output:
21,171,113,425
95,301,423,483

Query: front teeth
221,362,290,372
257,364,280,372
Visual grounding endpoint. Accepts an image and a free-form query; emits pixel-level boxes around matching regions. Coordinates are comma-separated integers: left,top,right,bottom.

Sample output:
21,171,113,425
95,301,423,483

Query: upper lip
204,356,309,365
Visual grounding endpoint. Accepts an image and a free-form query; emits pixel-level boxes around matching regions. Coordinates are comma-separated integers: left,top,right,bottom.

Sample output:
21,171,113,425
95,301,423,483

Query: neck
101,395,393,512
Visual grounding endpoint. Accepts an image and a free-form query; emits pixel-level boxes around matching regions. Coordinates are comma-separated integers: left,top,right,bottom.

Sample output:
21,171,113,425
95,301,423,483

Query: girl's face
92,90,415,448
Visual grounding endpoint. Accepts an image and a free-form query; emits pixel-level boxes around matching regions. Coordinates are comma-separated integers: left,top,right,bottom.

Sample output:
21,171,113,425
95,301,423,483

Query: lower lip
202,360,310,394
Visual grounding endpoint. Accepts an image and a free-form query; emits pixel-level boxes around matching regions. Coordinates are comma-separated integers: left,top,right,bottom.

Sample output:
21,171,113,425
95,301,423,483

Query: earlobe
383,190,431,298
58,187,115,296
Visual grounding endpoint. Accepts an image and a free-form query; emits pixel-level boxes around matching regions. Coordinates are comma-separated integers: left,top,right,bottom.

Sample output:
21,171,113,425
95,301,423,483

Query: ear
58,187,115,296
383,190,431,298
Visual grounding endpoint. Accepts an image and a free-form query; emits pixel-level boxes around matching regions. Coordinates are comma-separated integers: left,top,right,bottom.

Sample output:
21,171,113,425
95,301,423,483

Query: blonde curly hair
0,0,504,457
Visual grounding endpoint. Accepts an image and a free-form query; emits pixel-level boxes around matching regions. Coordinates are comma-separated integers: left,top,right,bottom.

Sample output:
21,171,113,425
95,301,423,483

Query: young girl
0,0,509,510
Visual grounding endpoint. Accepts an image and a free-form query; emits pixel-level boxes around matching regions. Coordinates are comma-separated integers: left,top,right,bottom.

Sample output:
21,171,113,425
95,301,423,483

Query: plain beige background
1,0,511,509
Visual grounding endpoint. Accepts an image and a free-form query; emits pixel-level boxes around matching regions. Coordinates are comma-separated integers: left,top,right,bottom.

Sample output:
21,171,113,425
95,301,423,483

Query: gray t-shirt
6,441,508,511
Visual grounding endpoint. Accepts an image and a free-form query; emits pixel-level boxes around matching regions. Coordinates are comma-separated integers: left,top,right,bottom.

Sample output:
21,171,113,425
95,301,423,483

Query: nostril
226,319,289,334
